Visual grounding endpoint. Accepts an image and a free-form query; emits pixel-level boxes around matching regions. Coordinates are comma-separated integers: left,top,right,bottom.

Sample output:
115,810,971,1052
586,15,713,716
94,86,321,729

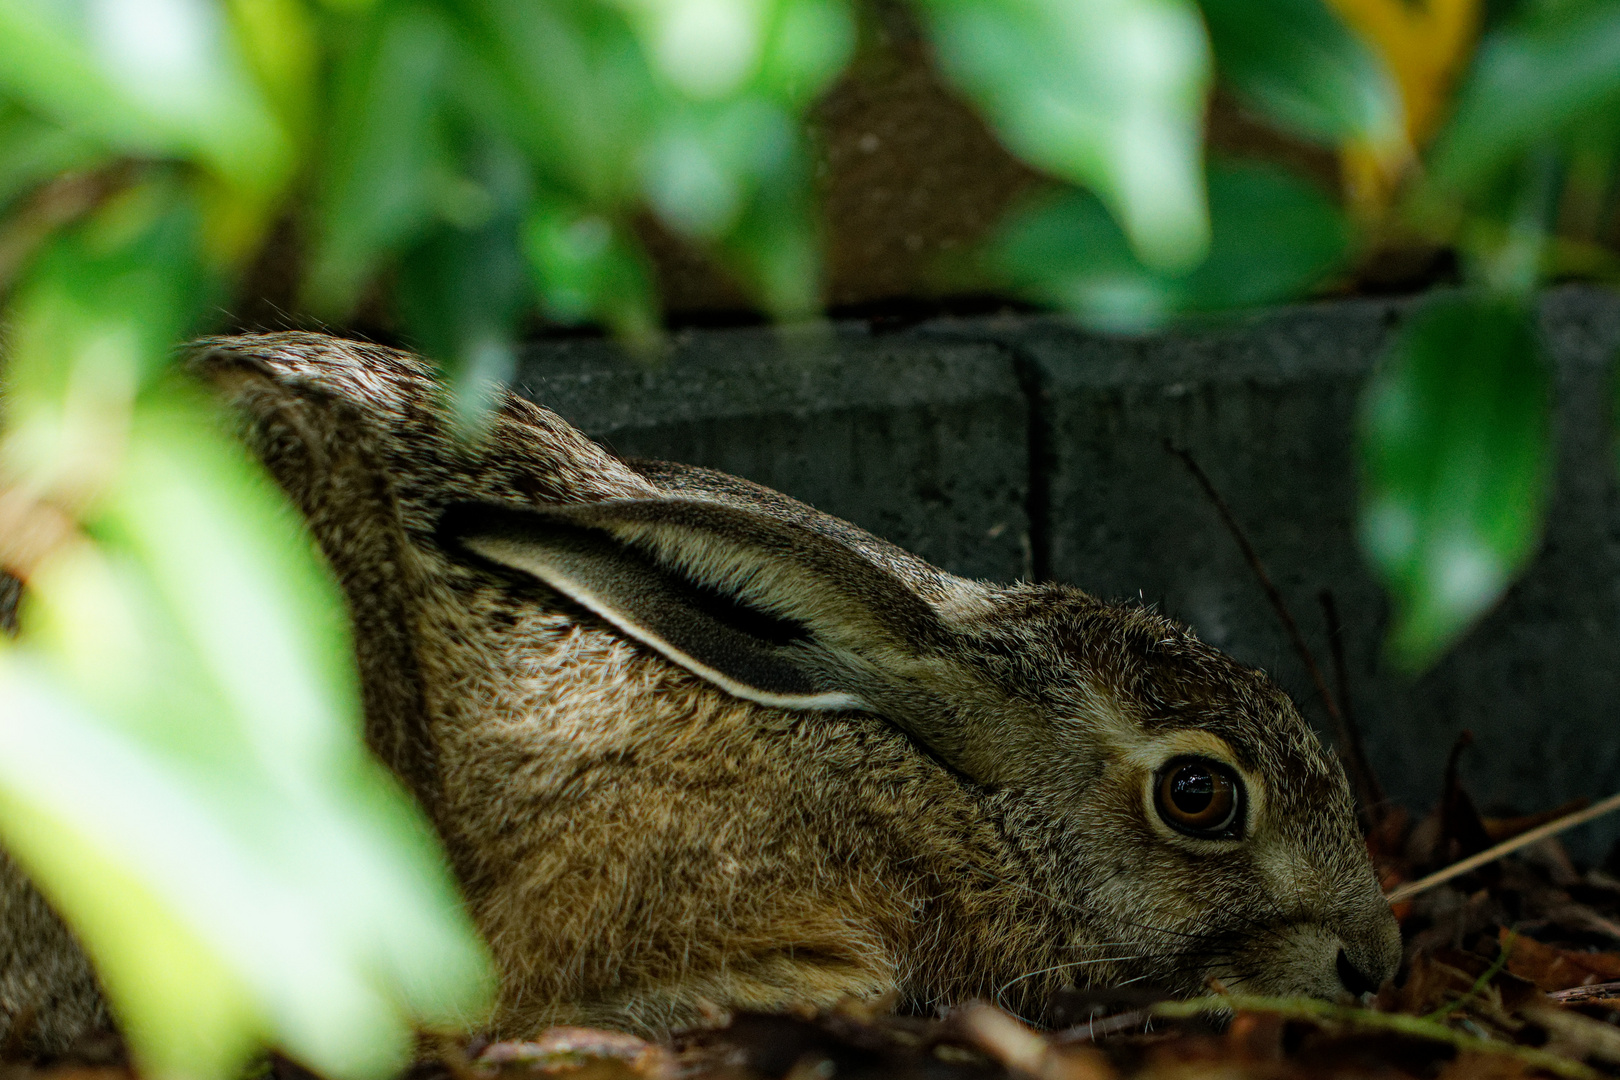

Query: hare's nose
1335,948,1381,997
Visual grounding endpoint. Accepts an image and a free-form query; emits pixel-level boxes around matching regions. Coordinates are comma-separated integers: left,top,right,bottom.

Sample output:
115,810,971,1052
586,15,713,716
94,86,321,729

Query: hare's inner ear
437,499,1033,783
440,500,871,710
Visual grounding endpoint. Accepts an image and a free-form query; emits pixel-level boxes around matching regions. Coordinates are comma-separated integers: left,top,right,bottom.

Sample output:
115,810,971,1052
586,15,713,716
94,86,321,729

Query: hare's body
200,337,1048,1033
0,331,1400,1049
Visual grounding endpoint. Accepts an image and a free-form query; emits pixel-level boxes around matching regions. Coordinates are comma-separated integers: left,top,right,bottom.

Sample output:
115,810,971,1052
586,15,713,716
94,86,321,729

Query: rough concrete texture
516,286,1620,861
515,326,1031,581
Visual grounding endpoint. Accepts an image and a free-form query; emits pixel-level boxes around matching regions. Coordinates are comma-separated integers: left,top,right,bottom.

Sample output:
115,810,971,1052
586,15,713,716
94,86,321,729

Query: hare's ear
438,499,1032,783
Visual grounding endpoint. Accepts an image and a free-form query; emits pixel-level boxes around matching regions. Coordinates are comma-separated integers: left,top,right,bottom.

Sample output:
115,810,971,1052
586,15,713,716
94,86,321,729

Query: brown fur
0,330,1399,1049
0,578,114,1055
0,849,111,1054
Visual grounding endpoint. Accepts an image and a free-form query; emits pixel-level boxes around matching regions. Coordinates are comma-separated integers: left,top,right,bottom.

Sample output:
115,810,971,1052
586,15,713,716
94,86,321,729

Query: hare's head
441,492,1400,1007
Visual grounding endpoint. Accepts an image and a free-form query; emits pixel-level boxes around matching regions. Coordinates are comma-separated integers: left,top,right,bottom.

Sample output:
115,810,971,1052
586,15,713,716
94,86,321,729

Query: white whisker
995,955,1147,1008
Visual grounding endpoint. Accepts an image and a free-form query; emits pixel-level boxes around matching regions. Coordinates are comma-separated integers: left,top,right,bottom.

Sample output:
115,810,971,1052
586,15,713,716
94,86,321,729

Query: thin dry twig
1387,791,1620,904
1050,1009,1153,1044
1165,441,1382,823
1551,982,1620,1005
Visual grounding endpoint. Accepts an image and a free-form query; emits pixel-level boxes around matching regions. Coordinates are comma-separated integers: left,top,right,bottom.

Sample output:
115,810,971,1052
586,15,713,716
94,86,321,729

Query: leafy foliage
1,0,1620,1074
1358,296,1551,670
987,161,1349,331
917,0,1213,270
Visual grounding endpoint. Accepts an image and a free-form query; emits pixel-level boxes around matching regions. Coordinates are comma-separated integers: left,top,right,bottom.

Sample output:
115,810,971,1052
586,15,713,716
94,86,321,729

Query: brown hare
0,330,1399,1050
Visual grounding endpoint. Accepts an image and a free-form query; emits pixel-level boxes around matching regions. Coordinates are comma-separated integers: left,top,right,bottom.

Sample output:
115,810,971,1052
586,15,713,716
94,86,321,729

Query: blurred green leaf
604,0,853,105
0,0,290,196
562,0,847,316
610,0,771,100
1200,0,1403,148
523,194,657,340
224,0,319,145
1359,295,1552,671
0,103,106,212
917,0,1212,271
0,395,493,1080
464,0,653,206
307,1,455,314
756,0,855,107
1429,1,1620,199
1557,102,1620,240
0,666,265,1080
987,162,1349,332
640,97,797,239
397,133,534,420
2,178,215,490
718,154,821,319
1470,144,1559,294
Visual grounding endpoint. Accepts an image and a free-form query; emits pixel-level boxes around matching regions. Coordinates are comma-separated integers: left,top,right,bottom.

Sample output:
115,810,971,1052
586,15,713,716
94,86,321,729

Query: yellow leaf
1329,0,1482,213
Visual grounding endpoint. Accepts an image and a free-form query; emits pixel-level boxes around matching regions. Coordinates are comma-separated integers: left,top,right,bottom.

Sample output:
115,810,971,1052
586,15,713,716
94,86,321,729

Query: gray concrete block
514,324,1031,582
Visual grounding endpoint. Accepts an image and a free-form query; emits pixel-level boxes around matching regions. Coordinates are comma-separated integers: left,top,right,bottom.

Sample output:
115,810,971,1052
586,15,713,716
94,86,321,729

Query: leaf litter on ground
12,774,1620,1080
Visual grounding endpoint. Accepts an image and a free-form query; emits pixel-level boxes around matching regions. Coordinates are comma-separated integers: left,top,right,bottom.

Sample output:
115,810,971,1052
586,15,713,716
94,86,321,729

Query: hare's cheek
1080,838,1226,926
1221,923,1347,998
1246,838,1322,900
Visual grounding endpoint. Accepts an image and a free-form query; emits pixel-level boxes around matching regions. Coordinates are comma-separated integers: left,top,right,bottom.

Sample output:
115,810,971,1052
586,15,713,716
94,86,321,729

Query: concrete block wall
514,285,1620,861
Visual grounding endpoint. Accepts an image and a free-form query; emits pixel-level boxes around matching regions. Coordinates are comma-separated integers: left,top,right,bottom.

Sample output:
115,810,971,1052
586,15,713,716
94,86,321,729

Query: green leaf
1,396,493,1080
755,0,856,107
1358,295,1552,671
0,102,106,212
396,134,534,421
1199,0,1403,148
1,178,216,488
639,93,819,317
604,0,853,105
523,194,657,339
0,663,266,1080
916,0,1212,270
0,0,290,195
640,97,797,239
223,0,320,145
306,1,455,314
462,0,653,205
462,0,847,325
1429,1,1620,198
609,0,772,100
987,161,1349,332
718,156,821,319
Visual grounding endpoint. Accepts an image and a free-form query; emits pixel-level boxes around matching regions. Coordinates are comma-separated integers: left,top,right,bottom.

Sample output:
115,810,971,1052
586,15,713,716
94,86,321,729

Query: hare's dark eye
1155,757,1242,838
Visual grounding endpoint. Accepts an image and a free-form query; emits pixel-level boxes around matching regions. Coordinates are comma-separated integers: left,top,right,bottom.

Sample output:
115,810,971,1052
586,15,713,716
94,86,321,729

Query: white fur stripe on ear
460,531,868,713
444,499,1038,786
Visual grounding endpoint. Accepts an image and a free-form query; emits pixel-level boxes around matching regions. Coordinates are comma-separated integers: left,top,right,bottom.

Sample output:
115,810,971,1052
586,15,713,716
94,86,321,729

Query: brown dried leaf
1394,949,1485,1014
1501,931,1620,992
